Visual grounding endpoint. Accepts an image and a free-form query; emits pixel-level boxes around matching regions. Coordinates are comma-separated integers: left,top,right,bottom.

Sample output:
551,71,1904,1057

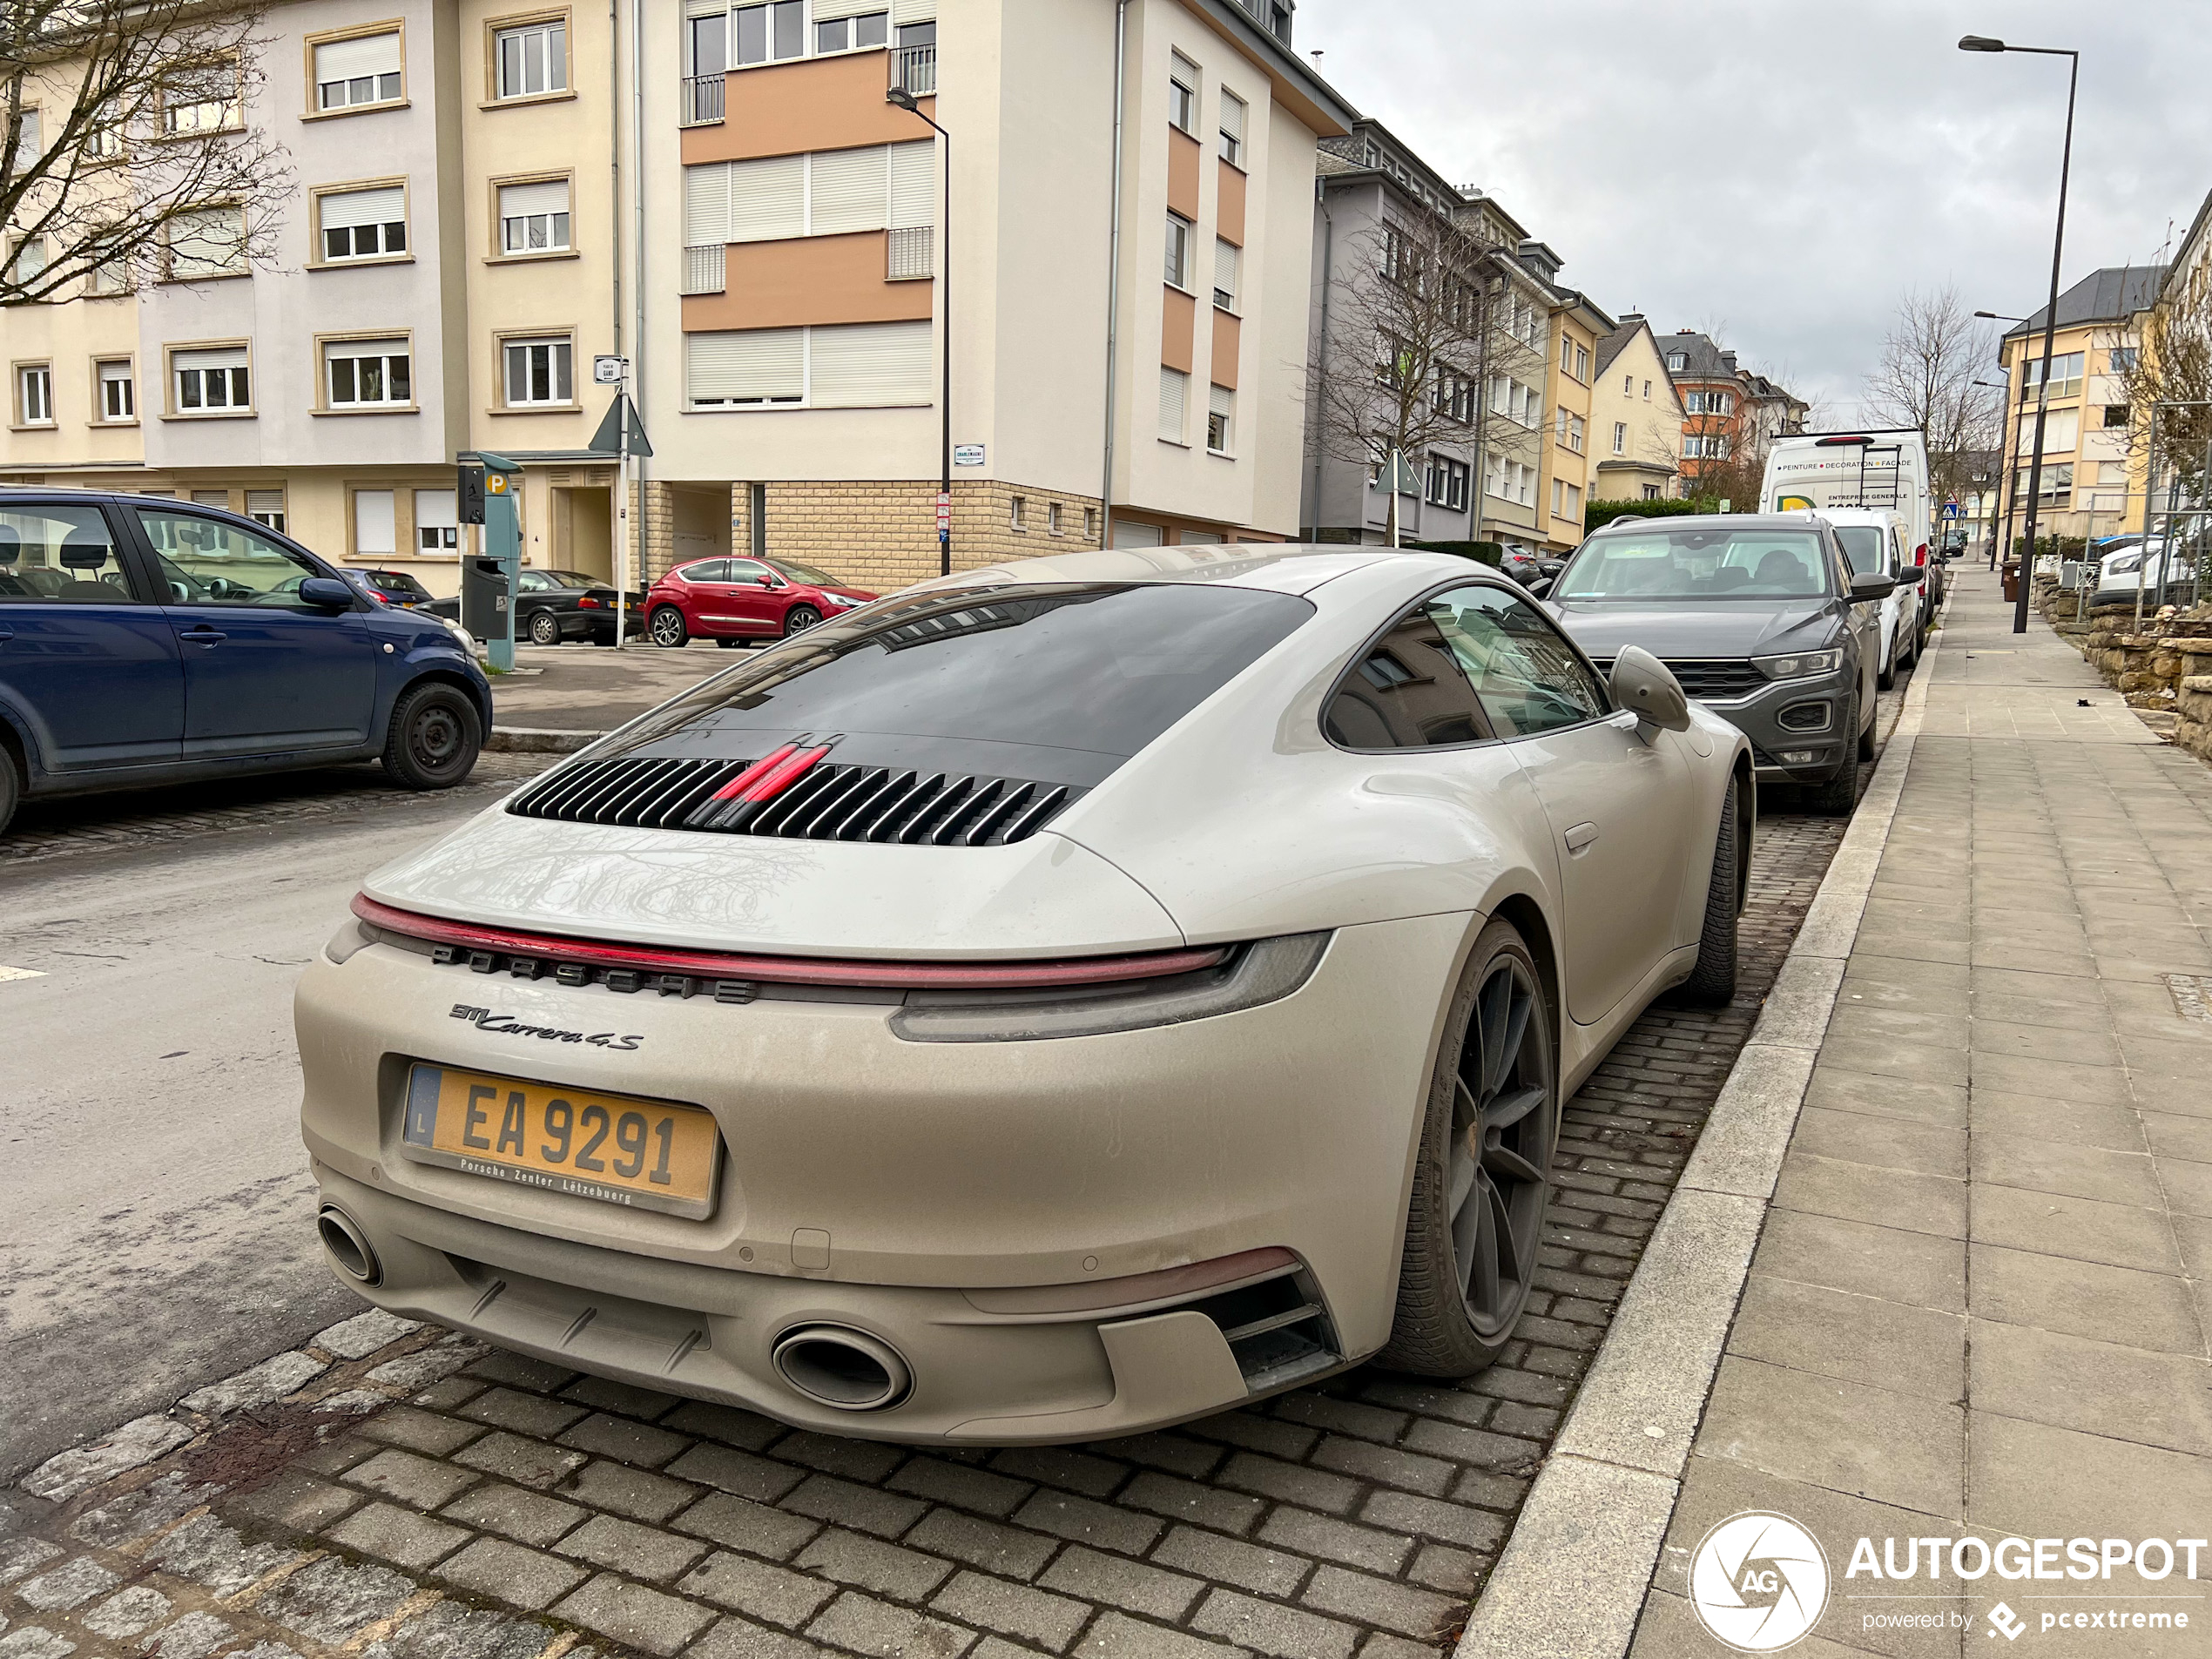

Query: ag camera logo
1690,1511,1831,1651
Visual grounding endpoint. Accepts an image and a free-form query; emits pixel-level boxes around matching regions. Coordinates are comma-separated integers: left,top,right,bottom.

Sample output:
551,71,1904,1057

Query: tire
1898,616,1919,671
381,682,482,791
783,604,822,637
1674,772,1743,1007
528,610,561,646
1857,698,1878,761
716,637,745,650
0,744,19,840
1378,916,1556,1376
1877,627,1897,691
649,606,689,648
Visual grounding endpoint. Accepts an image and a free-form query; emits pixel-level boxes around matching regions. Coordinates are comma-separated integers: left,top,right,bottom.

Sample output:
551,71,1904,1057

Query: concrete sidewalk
1630,561,2212,1654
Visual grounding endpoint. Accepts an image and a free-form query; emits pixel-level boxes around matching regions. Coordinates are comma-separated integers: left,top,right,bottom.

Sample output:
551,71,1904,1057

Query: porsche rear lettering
431,942,757,1005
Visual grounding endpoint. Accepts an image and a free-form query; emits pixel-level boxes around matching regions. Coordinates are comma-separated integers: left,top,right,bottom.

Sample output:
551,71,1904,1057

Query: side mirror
1524,574,1554,598
297,577,356,610
1609,644,1691,733
1849,572,1896,602
1902,567,1926,586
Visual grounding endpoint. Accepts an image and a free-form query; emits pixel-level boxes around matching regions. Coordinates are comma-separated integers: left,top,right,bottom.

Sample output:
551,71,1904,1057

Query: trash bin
462,556,509,641
2001,562,2020,604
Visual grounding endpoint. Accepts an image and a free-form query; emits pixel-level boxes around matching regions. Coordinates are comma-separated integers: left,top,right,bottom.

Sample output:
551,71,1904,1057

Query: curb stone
1454,606,1945,1659
488,728,604,755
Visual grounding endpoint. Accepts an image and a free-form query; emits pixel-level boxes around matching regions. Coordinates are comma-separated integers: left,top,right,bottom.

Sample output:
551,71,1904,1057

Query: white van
1763,429,1936,570
1817,508,1925,687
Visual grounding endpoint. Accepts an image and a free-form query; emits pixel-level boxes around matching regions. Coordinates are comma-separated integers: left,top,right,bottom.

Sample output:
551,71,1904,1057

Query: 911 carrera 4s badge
449,1004,644,1049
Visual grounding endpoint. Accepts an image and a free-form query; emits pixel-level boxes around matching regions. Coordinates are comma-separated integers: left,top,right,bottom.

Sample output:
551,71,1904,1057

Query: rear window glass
1831,528,1887,576
607,582,1313,787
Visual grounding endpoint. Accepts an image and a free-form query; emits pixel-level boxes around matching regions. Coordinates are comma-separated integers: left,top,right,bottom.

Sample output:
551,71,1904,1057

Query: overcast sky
1295,0,2212,422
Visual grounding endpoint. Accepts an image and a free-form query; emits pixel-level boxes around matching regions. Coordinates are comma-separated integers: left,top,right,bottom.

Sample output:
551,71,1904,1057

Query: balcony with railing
887,226,934,281
683,245,725,296
890,44,934,98
683,73,724,126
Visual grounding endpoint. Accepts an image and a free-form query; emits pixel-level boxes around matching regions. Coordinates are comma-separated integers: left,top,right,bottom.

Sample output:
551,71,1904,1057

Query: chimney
1720,350,1737,374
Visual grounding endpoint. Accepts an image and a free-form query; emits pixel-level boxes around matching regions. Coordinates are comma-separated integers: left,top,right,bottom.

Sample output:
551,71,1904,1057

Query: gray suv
1540,514,1903,813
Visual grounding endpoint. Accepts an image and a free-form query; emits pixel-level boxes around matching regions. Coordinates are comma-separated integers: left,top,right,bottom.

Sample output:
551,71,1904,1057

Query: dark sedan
0,489,492,837
420,568,641,645
1541,514,1898,814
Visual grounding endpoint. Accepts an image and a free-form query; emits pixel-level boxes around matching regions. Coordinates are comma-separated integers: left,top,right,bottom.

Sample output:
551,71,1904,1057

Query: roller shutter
687,327,804,402
320,185,403,230
807,145,887,235
683,162,730,246
727,153,803,242
313,31,401,82
808,320,930,408
887,139,934,228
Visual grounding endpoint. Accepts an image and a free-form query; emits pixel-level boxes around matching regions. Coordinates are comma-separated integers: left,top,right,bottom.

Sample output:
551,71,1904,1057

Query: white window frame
168,345,253,417
813,9,889,55
1218,88,1244,165
494,17,567,100
502,334,574,407
1612,420,1626,455
16,363,54,426
1168,52,1197,134
323,337,413,408
1206,383,1234,455
729,0,807,69
1009,495,1027,532
415,487,459,550
1666,352,1686,371
498,177,572,256
1164,212,1192,291
314,182,408,264
164,205,248,280
310,27,404,114
98,359,136,421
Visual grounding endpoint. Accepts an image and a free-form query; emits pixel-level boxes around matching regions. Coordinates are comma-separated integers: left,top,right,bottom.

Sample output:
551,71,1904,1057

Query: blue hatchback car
0,489,493,836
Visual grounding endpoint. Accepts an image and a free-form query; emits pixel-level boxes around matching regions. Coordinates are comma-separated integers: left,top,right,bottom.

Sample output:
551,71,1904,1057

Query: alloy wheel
650,608,686,647
1446,956,1554,1339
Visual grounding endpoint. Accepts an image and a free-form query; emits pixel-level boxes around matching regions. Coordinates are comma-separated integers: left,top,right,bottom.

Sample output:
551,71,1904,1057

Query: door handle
0,627,14,643
179,626,227,645
1564,822,1600,855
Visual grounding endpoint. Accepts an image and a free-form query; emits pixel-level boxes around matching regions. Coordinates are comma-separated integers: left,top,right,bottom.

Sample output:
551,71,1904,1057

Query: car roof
899,544,1485,599
1586,512,1829,536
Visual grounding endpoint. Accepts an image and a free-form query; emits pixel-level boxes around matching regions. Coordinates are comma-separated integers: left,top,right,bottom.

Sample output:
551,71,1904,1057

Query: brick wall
731,479,1104,595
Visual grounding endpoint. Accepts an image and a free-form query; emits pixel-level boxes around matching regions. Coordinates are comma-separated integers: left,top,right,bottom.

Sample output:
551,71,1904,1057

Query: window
10,107,39,158
1322,585,1602,749
1566,414,1584,454
163,59,241,132
1560,335,1573,373
246,489,286,531
1207,383,1234,455
86,99,123,159
1666,352,1686,371
317,184,406,261
1575,344,1589,381
495,18,566,99
136,509,330,606
313,30,403,111
1642,483,1662,501
1622,373,1633,395
1612,420,1626,455
814,10,888,52
165,206,246,279
2104,404,2130,428
499,178,571,254
1159,365,1188,442
2108,347,2138,372
1425,454,1469,511
1168,52,1197,133
325,337,411,407
1685,389,1733,415
1683,434,1727,460
1164,212,1191,289
1432,368,1474,424
1218,89,1244,165
415,488,459,550
2017,462,2074,503
2020,351,2083,401
1212,238,1238,311
1642,379,1651,400
0,505,137,604
1565,482,1581,518
1084,506,1098,541
502,334,572,405
354,489,396,555
732,2,804,66
16,365,53,426
1010,495,1027,532
171,345,250,414
8,237,45,285
1551,478,1563,517
1048,502,1063,536
98,360,134,421
685,320,930,408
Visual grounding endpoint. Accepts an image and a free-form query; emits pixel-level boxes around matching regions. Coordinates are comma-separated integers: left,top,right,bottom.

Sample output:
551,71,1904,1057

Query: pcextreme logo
1690,1512,1831,1651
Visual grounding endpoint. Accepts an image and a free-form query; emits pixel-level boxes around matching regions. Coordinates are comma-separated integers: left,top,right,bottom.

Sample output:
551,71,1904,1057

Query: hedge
1582,498,1719,533
1405,539,1504,566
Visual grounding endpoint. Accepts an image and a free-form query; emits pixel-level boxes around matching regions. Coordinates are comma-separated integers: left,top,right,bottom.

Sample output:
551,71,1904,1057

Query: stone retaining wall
2031,574,2212,760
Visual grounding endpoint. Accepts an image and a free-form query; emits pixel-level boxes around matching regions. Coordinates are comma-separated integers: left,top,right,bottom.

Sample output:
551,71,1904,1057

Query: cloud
1294,0,2211,421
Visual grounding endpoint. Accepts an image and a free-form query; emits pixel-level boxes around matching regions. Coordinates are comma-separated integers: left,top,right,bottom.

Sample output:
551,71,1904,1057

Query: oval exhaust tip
772,1325,911,1411
318,1205,382,1285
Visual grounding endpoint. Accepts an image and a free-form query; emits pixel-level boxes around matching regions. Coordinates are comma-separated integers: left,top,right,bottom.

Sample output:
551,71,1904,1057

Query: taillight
1913,544,1928,566
578,596,602,608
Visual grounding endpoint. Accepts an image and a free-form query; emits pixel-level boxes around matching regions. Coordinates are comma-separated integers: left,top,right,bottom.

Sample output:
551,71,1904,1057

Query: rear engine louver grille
509,755,1082,846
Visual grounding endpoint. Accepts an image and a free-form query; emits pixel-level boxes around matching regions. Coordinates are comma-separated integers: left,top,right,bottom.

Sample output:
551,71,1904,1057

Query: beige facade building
1589,314,1683,502
1512,241,1608,555
2,0,1353,596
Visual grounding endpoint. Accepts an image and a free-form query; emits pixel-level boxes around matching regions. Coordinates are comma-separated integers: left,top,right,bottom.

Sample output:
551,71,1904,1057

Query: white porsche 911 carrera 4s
296,546,1751,1443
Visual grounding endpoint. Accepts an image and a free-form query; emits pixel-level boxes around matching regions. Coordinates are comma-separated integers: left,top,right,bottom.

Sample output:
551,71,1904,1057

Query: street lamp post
1970,376,2018,574
1959,34,2079,633
888,84,952,577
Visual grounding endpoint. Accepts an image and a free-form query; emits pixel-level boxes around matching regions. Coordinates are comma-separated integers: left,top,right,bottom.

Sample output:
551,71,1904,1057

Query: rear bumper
294,911,1472,1440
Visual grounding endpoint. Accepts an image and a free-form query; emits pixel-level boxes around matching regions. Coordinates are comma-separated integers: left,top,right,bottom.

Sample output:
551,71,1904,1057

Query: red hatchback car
644,555,878,648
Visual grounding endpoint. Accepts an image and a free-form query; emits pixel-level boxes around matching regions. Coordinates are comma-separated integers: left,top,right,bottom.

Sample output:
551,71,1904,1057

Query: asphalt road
0,798,508,1483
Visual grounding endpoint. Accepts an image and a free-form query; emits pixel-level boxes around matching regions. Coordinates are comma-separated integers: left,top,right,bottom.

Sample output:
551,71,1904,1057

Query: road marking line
0,964,45,981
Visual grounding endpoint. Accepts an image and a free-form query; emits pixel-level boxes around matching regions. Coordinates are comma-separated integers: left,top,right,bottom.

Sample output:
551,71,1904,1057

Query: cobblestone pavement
0,754,554,871
0,685,1918,1659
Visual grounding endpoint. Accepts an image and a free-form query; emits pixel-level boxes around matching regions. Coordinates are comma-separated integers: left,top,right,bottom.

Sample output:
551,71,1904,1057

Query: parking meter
476,452,523,671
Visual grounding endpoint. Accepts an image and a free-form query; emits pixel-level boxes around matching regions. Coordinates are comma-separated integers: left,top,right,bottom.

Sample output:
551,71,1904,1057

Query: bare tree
1308,208,1527,543
2115,258,2212,505
1862,286,2001,516
3,0,291,306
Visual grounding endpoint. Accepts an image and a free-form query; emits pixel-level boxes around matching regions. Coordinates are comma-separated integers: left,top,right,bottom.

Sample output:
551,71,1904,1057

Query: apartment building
1656,328,1805,496
1997,264,2164,542
1589,313,1683,502
3,0,1352,595
1510,239,1610,555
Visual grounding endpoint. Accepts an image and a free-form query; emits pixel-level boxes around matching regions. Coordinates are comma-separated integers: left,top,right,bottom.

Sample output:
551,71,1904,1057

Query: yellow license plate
401,1065,721,1218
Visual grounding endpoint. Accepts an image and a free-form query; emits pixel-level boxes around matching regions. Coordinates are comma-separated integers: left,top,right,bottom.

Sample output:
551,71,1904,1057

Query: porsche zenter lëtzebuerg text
295,547,1750,1443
